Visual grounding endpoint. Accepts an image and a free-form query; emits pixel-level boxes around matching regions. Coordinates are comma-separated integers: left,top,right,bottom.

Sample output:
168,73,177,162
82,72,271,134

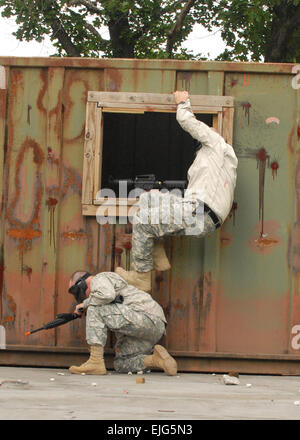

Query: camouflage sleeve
83,273,117,308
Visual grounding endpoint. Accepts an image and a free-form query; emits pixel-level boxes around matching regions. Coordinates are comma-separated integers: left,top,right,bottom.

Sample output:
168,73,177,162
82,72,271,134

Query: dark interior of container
101,111,213,194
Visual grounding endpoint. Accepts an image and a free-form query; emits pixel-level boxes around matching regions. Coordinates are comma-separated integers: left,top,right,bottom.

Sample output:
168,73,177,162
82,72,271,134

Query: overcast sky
0,16,226,59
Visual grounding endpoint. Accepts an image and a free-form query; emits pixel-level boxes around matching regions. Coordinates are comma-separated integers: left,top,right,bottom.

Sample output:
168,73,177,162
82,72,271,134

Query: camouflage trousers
86,303,165,373
132,192,216,272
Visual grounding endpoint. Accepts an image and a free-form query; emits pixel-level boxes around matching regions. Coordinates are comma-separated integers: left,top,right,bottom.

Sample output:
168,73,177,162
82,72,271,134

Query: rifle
25,310,83,336
109,174,187,193
25,295,124,336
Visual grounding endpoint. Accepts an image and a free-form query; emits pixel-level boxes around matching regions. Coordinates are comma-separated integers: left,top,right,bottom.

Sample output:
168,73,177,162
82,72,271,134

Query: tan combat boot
144,345,177,376
69,345,107,375
115,267,151,292
152,240,171,271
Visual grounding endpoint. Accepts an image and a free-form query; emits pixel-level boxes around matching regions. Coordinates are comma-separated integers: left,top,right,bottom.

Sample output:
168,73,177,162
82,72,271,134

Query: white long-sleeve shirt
83,272,167,323
177,99,238,223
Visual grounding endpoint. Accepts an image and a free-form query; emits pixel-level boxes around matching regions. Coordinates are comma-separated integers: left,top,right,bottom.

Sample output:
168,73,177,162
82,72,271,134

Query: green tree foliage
1,0,300,62
210,0,300,62
0,0,212,58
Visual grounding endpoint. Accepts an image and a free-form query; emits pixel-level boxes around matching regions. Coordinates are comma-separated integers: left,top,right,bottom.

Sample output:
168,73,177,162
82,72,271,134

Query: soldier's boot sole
69,360,106,375
115,267,151,292
152,345,177,376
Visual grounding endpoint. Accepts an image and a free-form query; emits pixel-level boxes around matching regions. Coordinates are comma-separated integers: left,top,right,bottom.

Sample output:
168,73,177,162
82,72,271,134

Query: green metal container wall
0,58,299,373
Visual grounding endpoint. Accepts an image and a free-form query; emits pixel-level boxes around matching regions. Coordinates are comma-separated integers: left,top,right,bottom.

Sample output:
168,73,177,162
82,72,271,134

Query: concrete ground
1,366,300,420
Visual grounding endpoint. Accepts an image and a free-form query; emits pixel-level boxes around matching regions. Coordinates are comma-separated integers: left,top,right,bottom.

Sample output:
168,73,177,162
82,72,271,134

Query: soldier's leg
69,304,110,375
131,192,186,272
91,304,165,373
113,335,156,373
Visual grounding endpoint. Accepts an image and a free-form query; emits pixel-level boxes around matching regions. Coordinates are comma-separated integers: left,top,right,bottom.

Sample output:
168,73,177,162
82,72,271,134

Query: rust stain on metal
256,148,270,237
249,220,282,254
22,264,32,281
243,73,250,86
196,272,212,325
7,228,42,255
62,230,88,240
7,137,44,257
178,71,192,91
270,161,279,179
47,147,59,166
61,166,82,199
297,123,300,141
49,89,63,135
230,78,238,87
172,299,186,317
114,246,123,267
220,230,233,247
27,105,32,125
46,197,58,249
229,201,238,225
46,197,58,207
36,69,47,115
155,273,163,287
287,123,295,154
61,223,95,272
8,228,42,240
240,101,251,125
0,89,6,119
2,294,16,324
106,69,122,92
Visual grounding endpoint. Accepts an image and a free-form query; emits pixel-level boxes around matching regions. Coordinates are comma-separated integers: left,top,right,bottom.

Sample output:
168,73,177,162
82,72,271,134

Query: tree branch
42,1,82,56
84,21,109,49
67,0,102,15
50,17,82,56
166,0,197,57
265,0,300,62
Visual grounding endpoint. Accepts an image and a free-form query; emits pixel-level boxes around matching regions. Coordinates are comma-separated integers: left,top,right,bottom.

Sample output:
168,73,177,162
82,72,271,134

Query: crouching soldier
68,271,177,376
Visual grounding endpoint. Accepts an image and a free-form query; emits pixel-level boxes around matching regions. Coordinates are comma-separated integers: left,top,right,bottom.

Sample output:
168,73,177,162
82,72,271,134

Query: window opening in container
101,111,213,197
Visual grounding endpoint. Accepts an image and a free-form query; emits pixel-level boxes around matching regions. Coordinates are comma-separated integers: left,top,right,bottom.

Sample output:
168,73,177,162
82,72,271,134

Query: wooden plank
212,114,218,130
88,91,234,107
0,65,8,324
82,204,138,217
218,111,223,134
82,102,97,204
103,108,145,114
222,106,235,146
0,66,7,217
93,198,139,206
99,101,222,113
93,106,103,201
0,66,5,89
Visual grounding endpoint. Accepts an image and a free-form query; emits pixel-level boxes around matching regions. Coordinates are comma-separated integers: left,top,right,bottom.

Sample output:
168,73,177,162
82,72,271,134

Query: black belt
204,204,221,229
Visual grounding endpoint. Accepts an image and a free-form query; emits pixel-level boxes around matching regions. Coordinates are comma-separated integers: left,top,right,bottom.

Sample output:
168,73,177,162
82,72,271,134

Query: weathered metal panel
0,57,299,372
3,67,54,347
55,68,105,347
218,72,294,354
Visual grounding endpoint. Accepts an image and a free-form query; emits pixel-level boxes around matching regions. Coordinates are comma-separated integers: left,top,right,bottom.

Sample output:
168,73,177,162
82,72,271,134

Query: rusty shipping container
0,57,300,374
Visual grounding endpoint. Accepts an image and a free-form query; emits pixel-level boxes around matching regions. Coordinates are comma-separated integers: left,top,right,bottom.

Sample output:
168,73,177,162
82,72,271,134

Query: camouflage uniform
131,96,238,274
86,304,165,372
132,191,216,272
82,272,166,373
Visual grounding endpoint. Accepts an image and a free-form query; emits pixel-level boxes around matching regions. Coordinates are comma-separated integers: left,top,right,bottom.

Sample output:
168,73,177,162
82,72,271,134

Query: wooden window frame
82,91,234,216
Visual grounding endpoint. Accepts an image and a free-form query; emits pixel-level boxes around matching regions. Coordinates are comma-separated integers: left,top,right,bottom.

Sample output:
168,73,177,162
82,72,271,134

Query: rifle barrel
25,326,45,336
